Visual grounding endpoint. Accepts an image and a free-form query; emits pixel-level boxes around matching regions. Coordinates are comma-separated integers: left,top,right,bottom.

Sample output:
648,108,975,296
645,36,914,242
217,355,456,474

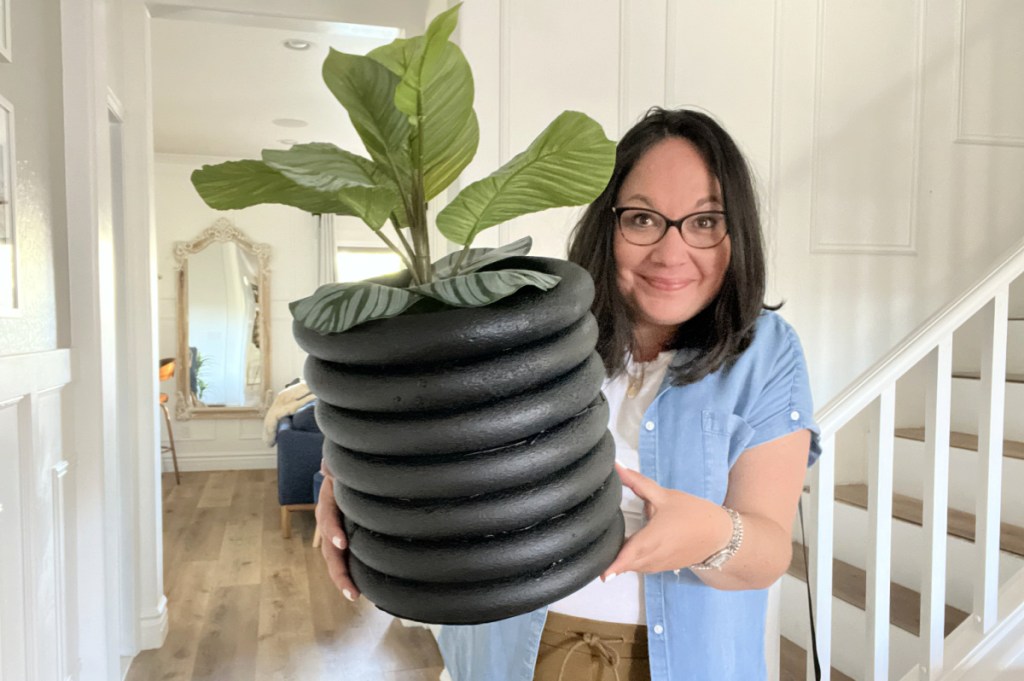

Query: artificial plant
192,4,616,334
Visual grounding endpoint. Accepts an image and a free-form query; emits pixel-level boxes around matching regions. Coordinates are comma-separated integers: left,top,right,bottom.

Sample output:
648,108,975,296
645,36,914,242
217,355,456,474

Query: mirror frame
174,218,272,420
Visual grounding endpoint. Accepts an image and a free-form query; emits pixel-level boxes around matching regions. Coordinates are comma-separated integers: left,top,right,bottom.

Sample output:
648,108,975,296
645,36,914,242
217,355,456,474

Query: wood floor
126,469,883,680
125,470,444,681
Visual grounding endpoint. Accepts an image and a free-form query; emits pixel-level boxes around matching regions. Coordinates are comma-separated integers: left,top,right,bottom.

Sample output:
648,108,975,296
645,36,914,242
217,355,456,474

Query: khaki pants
534,611,651,681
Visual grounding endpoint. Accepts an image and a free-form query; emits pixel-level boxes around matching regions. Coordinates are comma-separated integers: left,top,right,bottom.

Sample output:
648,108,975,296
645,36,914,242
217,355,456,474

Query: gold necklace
626,361,647,399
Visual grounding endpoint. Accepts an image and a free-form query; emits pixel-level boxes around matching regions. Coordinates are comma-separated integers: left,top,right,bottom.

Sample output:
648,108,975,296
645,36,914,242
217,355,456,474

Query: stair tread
779,636,855,681
952,370,1024,384
836,483,1024,558
787,541,968,637
894,427,1024,461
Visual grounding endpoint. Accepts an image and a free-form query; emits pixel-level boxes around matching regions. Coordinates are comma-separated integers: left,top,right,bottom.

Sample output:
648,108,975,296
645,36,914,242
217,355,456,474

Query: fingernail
605,572,617,582
332,536,343,550
343,589,355,602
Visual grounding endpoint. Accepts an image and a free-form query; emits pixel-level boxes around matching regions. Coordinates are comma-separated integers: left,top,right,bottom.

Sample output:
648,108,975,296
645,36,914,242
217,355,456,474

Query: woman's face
613,137,732,350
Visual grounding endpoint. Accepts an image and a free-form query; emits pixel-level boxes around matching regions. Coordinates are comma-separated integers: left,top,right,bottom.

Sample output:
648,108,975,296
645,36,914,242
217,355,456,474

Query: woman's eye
693,214,719,230
630,212,655,227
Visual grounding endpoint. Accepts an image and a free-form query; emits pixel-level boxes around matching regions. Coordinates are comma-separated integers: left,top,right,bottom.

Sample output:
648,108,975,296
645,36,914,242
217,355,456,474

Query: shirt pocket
701,410,754,504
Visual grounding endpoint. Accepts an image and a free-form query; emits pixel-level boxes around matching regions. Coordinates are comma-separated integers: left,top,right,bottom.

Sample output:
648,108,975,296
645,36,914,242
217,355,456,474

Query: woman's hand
601,463,733,580
316,461,360,602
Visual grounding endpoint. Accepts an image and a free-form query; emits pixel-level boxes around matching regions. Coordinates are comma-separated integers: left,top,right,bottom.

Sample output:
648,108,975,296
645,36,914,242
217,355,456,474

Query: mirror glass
175,220,271,419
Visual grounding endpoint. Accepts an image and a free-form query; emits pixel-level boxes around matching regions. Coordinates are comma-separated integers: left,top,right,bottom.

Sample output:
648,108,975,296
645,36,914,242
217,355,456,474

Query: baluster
868,387,896,680
921,339,952,679
975,290,1008,631
808,434,835,681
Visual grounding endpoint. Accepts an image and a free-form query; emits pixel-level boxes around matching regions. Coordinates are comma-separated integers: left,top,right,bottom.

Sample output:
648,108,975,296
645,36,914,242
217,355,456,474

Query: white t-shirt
547,350,676,624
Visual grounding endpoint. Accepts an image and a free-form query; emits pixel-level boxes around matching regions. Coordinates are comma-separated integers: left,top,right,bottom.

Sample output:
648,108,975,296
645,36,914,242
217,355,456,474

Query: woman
317,108,821,680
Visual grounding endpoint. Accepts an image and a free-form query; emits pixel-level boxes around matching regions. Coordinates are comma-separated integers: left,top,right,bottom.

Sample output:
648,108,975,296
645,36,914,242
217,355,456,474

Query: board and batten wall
454,0,1024,481
0,0,80,678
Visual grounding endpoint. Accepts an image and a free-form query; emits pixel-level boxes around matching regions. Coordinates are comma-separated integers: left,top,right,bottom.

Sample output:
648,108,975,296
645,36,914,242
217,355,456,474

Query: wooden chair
159,358,181,484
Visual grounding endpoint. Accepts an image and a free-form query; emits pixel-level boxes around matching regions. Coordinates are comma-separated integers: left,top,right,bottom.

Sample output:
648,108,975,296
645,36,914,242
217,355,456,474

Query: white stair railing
786,236,1024,681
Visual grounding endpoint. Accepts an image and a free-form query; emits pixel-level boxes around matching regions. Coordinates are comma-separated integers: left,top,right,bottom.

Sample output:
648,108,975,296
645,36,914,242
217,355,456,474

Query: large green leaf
191,160,354,214
430,236,533,279
371,4,477,201
263,143,399,229
289,281,423,334
367,36,421,78
436,111,616,245
322,49,412,184
409,268,561,307
392,4,459,118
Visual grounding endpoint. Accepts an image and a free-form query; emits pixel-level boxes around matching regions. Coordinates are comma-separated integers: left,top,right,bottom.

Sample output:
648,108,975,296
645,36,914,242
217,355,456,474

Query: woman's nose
649,226,693,265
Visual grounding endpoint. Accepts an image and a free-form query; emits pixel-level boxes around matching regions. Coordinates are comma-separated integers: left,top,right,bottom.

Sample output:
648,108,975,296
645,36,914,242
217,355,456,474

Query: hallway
125,470,444,681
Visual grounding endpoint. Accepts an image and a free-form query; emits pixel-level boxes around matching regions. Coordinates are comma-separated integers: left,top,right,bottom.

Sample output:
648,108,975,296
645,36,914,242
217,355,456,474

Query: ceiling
150,8,425,159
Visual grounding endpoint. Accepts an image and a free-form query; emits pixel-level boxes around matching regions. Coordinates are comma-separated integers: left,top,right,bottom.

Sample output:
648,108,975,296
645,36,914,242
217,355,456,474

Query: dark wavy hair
567,107,773,386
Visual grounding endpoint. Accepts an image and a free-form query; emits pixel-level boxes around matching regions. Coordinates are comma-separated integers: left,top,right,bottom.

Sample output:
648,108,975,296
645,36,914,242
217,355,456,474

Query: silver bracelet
689,506,743,571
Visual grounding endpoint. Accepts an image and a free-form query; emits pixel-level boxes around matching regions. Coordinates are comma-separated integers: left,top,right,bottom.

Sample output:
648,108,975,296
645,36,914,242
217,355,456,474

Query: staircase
774,238,1024,681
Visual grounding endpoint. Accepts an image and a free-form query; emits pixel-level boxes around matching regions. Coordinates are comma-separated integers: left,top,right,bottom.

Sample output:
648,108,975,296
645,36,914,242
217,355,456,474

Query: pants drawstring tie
556,631,625,681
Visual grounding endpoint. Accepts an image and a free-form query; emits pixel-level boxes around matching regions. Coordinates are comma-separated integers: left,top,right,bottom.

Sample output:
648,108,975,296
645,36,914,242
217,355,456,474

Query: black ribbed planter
294,257,623,625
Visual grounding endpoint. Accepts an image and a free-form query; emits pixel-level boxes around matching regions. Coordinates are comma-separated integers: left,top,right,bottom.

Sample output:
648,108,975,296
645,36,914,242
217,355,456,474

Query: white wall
456,0,1024,429
0,0,80,678
0,0,65,353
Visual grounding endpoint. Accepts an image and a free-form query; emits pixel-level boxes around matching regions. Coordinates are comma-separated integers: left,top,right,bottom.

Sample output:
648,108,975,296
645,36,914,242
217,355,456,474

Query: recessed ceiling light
278,139,299,146
272,118,308,128
283,39,313,51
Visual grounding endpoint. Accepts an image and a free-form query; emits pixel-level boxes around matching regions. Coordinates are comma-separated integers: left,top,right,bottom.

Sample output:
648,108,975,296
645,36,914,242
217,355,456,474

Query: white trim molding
952,0,1024,148
808,0,926,255
136,595,168,651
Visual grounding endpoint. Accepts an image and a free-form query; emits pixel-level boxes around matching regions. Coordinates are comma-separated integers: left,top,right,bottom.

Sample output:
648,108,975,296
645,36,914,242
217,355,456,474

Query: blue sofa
276,400,324,538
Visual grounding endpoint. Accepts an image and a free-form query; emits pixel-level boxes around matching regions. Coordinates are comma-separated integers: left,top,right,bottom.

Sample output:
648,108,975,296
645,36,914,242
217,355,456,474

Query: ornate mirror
174,219,272,419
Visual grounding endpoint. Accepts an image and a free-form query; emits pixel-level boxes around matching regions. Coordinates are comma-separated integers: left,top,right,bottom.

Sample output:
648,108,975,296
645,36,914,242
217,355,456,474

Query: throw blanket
262,381,316,447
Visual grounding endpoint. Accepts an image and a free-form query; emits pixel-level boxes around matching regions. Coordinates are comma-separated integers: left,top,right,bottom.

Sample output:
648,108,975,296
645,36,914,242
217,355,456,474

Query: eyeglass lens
615,208,727,248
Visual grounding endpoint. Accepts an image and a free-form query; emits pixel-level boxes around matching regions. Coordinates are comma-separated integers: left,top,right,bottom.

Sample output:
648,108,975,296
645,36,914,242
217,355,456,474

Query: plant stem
393,223,418,269
409,180,430,283
374,229,420,286
451,241,473,275
382,149,419,268
408,105,432,283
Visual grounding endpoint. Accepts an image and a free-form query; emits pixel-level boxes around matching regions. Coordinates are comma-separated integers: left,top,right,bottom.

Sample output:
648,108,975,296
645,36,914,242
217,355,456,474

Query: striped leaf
409,269,561,308
322,49,412,186
191,160,356,214
289,282,423,335
369,4,478,200
262,143,400,230
436,111,615,245
431,236,533,279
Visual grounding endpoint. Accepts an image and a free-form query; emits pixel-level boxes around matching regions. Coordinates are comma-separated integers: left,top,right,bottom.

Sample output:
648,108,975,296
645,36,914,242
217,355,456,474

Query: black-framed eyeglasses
612,207,728,248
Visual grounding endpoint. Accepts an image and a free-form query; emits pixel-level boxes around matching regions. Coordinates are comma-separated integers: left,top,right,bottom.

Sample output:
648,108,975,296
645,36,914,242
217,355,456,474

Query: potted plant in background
191,4,622,624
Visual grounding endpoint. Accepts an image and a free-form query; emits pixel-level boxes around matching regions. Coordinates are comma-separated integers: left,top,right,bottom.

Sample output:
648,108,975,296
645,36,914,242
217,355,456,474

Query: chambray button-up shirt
437,312,821,681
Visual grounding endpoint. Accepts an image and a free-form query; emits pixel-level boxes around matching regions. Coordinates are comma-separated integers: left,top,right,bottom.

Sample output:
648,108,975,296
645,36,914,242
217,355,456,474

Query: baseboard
162,453,276,472
138,595,168,650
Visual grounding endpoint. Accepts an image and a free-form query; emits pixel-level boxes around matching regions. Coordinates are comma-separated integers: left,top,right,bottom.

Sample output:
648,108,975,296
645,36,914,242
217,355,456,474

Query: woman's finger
316,473,361,601
615,462,663,504
601,532,648,581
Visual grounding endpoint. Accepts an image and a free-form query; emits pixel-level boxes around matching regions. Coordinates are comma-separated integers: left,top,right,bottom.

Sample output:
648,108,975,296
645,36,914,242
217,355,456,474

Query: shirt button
790,410,800,421
653,624,664,635
644,421,655,431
